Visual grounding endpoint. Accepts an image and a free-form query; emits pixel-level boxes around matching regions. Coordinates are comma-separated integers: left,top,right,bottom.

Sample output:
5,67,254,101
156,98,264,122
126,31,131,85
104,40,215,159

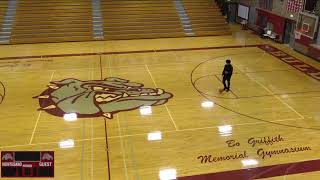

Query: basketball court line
99,54,103,80
0,62,193,74
90,70,94,180
108,58,128,180
0,117,303,150
117,115,129,180
104,118,111,180
179,158,320,180
258,45,320,81
106,117,303,139
0,63,294,75
193,74,320,100
108,56,112,76
102,58,112,180
168,49,180,62
0,81,5,104
0,44,318,81
0,137,106,149
109,53,128,179
233,63,305,120
119,106,142,180
80,119,85,180
107,61,193,68
190,52,319,131
1,44,317,179
145,64,178,130
0,69,93,74
29,70,55,144
28,111,42,144
213,75,239,98
0,44,262,61
91,118,94,180
24,48,316,147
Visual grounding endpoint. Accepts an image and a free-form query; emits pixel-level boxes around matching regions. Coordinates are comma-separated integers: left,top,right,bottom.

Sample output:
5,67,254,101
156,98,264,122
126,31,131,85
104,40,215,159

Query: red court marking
258,45,320,81
0,44,318,81
0,45,260,61
179,159,320,180
104,118,111,180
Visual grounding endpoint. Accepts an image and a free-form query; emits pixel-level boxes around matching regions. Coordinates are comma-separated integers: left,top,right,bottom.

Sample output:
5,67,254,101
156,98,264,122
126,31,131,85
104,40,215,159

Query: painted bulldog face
34,77,173,119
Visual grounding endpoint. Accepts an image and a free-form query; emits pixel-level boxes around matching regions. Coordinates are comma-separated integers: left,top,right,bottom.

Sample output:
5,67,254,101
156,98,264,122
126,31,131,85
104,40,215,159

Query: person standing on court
222,59,233,92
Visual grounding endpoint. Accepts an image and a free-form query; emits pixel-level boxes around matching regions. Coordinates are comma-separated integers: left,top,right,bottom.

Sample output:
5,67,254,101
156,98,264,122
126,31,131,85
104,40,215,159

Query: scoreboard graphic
1,151,54,177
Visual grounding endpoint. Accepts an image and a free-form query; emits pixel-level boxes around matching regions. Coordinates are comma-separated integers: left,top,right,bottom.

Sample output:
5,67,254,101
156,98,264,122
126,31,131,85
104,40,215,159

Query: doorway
284,20,295,47
227,2,237,23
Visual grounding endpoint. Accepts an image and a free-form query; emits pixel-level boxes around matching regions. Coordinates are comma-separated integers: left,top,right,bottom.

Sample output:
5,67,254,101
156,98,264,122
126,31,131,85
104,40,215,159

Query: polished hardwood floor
0,25,319,180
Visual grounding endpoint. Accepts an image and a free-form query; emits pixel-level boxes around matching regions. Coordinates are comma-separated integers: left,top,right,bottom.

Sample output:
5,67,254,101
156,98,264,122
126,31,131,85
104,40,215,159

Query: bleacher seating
10,0,94,44
0,0,231,44
182,0,231,36
0,1,7,33
101,0,185,40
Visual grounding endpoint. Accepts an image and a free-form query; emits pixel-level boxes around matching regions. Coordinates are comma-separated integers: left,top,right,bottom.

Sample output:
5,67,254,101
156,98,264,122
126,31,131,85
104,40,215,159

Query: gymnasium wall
235,0,300,19
271,0,300,19
256,9,286,41
234,0,320,61
234,0,292,41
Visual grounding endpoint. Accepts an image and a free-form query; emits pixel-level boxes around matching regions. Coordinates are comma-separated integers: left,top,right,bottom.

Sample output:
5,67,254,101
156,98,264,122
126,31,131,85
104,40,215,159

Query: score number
1,151,54,177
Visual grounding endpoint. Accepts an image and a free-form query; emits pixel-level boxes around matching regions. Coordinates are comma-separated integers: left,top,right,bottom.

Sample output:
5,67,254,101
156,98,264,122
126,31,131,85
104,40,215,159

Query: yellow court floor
0,26,320,180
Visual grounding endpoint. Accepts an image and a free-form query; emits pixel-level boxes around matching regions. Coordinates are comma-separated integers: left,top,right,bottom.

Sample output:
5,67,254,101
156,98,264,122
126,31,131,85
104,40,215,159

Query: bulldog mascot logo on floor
34,77,173,119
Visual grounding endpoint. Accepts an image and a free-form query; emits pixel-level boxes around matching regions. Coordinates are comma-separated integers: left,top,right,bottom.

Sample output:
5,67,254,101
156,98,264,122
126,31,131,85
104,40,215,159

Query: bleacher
182,0,231,36
101,0,185,40
0,0,231,44
10,0,94,44
0,1,7,35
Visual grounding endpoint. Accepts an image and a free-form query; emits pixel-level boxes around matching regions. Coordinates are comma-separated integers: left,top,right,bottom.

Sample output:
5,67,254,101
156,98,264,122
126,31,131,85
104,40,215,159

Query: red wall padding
309,46,320,61
296,34,313,46
256,9,285,41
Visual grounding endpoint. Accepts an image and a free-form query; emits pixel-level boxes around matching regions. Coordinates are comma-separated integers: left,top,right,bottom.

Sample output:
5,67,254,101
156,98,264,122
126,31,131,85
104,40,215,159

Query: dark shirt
222,64,233,76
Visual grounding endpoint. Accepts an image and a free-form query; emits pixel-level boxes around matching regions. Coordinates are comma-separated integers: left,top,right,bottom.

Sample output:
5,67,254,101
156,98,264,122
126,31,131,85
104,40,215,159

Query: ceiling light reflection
218,125,232,137
140,106,152,115
63,113,77,122
59,139,75,149
201,101,214,108
148,131,162,141
241,159,259,166
159,168,177,180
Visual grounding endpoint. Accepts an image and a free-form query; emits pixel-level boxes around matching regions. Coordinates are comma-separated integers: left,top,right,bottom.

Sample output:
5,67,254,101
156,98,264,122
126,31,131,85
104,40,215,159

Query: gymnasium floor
0,25,320,180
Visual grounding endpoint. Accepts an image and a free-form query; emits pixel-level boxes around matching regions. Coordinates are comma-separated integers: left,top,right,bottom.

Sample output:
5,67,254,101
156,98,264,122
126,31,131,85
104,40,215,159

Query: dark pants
223,75,231,90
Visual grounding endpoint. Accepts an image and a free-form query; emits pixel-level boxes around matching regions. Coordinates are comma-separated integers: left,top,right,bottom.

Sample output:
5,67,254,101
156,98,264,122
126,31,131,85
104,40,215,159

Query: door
228,3,237,23
248,7,257,27
284,20,295,45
